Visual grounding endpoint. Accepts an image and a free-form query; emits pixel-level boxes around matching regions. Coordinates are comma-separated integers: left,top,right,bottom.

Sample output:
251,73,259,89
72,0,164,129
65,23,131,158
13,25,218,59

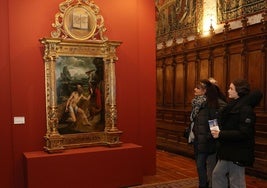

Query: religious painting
56,56,105,134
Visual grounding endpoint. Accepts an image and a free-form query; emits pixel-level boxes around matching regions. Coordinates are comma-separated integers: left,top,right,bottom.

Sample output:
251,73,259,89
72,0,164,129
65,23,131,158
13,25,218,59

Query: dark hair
232,79,250,97
199,79,219,108
214,84,227,102
208,77,227,101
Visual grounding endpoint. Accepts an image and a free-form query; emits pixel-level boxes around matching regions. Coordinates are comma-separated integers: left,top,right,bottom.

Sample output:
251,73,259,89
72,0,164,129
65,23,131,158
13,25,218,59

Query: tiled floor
141,150,267,188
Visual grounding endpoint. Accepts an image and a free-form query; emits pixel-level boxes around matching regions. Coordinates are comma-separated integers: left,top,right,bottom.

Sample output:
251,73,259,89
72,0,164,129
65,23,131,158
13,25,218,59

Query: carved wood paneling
248,50,264,89
174,63,184,105
213,56,225,91
156,22,267,178
186,61,196,105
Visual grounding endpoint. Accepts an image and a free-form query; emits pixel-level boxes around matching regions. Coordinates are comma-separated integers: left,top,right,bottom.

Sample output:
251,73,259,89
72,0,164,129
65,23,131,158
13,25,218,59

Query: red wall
0,0,14,187
0,0,156,187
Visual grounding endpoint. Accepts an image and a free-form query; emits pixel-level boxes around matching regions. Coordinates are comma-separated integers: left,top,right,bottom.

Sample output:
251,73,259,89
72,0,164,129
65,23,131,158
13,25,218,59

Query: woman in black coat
189,79,226,188
211,79,262,188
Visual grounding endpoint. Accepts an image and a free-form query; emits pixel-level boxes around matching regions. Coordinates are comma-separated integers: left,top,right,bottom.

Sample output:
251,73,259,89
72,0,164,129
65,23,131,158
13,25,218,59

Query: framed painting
56,56,105,134
40,0,122,153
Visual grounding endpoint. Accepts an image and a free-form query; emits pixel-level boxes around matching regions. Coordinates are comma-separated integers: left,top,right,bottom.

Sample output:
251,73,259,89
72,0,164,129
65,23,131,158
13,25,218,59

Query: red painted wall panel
0,0,14,188
1,0,156,187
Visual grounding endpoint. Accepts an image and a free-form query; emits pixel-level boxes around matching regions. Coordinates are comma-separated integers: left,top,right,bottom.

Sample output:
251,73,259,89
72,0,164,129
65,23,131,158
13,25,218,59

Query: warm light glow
202,0,217,36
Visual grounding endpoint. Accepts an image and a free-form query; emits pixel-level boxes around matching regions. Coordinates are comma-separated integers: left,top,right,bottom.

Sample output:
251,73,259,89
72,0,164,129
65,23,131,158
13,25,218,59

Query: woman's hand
211,130,220,138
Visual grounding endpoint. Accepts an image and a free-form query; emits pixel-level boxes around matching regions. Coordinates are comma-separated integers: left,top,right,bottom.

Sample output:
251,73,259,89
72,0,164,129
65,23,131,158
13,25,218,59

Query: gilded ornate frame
40,0,122,153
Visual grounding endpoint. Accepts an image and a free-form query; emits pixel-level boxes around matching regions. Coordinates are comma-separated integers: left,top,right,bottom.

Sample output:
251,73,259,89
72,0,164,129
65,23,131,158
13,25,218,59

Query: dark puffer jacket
193,99,226,154
217,90,262,166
